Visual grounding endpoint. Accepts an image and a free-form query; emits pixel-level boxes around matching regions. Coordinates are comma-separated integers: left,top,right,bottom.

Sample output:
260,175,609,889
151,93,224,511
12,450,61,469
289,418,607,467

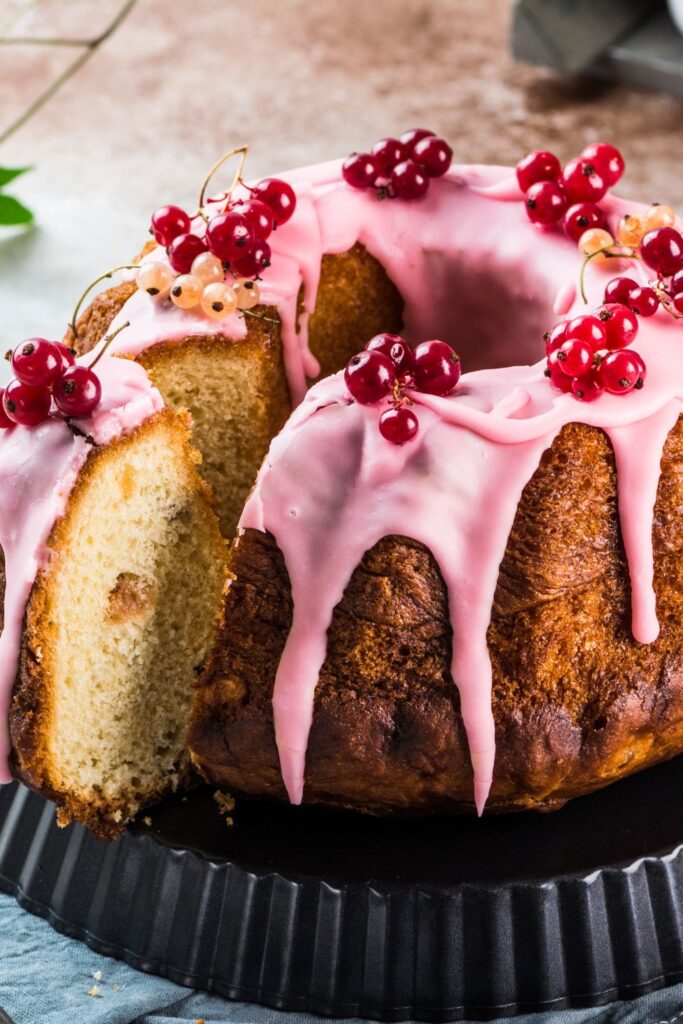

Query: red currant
631,351,647,389
54,342,76,372
671,269,683,295
390,161,429,200
672,292,683,315
168,233,207,274
565,314,607,351
151,205,191,247
365,333,414,376
595,303,638,349
628,286,659,317
561,158,608,204
413,340,461,395
563,202,609,242
252,178,297,227
400,128,436,149
0,390,14,429
572,371,604,402
556,338,594,377
342,153,379,190
344,350,396,404
545,350,573,393
581,143,625,187
525,181,568,225
544,321,568,355
411,136,453,178
11,338,63,388
371,138,408,176
206,212,254,262
640,227,683,277
3,379,51,425
379,405,419,445
515,150,561,193
232,241,272,278
597,350,641,394
53,366,102,417
230,198,274,241
604,277,638,306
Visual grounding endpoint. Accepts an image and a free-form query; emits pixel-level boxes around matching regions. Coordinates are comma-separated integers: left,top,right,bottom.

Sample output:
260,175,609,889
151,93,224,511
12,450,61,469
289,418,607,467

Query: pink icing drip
0,357,163,780
241,376,560,809
606,402,682,645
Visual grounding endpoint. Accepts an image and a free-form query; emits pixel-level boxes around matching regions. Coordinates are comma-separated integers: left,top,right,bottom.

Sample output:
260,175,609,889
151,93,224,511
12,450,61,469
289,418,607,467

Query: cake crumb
112,984,121,991
213,790,235,825
88,986,102,998
143,816,152,826
92,970,102,981
194,1018,206,1024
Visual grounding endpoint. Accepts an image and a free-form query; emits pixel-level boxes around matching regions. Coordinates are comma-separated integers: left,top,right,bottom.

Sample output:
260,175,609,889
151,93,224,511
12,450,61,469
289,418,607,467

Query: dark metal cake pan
1,757,683,1021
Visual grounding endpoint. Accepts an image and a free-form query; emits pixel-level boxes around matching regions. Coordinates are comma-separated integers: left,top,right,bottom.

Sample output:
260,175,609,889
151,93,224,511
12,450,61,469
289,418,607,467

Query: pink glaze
0,356,163,781
104,161,583,402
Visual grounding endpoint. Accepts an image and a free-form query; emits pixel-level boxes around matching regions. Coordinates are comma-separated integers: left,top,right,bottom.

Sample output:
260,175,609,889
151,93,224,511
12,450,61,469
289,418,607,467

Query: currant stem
68,265,139,338
653,283,683,319
197,146,249,213
0,0,137,147
87,321,131,370
242,308,279,325
579,247,638,304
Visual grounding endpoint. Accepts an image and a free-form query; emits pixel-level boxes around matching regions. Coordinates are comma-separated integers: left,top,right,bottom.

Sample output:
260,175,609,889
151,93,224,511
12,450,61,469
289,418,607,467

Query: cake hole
106,572,157,624
438,262,554,372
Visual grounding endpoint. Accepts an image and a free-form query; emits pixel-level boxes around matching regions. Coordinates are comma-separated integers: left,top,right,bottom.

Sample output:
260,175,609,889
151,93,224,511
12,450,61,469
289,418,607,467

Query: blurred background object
3,0,683,344
514,0,683,96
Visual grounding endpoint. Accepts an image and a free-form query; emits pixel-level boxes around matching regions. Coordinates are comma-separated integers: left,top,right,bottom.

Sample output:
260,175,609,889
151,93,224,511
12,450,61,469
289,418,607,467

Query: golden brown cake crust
189,418,683,814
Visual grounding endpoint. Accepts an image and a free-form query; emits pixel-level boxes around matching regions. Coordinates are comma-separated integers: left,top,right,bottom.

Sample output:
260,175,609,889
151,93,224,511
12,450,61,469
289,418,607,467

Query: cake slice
4,360,225,838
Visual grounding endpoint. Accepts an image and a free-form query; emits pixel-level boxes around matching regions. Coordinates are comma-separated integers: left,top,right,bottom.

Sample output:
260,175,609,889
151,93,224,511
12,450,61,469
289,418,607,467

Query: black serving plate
2,758,683,1021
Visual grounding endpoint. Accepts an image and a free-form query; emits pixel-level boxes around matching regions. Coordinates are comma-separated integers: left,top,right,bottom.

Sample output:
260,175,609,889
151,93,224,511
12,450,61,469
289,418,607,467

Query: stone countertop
2,0,683,347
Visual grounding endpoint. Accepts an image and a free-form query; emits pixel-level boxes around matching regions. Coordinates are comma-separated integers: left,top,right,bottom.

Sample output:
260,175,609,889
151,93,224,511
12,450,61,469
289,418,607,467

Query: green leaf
0,194,34,226
0,166,31,188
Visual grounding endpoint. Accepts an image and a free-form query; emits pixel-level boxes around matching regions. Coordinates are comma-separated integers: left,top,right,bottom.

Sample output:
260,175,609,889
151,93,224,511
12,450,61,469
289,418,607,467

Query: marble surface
2,0,683,354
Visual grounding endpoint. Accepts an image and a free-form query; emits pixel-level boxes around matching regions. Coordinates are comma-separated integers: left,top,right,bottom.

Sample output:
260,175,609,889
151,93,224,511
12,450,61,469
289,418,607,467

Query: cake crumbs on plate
143,816,152,826
92,970,102,981
213,790,236,826
88,986,102,998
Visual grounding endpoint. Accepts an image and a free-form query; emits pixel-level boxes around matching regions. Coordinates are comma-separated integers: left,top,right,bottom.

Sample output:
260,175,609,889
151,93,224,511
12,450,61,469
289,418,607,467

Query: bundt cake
1,355,225,837
4,135,683,833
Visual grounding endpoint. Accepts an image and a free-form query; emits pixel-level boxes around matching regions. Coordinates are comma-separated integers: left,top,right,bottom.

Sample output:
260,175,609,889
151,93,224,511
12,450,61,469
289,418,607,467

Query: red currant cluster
342,129,453,201
517,142,624,236
344,334,461,443
151,176,296,279
545,303,646,402
0,339,101,428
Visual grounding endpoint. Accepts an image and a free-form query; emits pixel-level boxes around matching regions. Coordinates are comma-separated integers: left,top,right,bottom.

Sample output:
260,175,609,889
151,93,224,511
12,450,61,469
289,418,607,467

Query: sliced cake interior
69,244,403,536
9,409,226,837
